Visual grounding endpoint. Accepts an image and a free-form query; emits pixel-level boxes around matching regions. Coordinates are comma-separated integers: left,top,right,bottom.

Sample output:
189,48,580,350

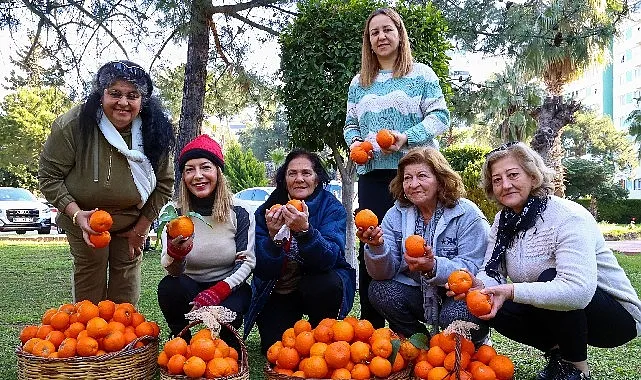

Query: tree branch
209,18,230,65
228,13,279,36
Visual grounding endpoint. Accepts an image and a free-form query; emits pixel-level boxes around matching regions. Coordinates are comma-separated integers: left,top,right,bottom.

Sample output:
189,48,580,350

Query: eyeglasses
485,141,519,158
106,89,141,101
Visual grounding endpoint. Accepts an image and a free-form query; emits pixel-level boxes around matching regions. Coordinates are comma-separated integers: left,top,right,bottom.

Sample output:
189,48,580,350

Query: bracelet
72,210,81,226
351,136,364,144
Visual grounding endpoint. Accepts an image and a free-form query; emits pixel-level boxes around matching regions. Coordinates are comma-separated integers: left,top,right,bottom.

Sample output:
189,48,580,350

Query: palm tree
512,0,623,195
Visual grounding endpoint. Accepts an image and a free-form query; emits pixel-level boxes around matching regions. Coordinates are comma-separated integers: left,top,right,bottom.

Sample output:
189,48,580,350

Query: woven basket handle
175,320,246,363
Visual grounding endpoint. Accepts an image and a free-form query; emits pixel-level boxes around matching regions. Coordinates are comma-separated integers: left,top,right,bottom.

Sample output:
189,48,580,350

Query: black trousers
490,268,637,362
357,169,396,329
256,271,343,354
157,274,251,349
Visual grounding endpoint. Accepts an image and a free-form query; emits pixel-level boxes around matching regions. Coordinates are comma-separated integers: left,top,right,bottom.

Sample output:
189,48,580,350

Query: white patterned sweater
477,196,641,336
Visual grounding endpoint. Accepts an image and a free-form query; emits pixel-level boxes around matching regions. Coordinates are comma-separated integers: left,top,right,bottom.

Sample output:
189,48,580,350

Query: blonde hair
481,142,555,202
389,147,465,208
359,7,413,87
178,166,233,223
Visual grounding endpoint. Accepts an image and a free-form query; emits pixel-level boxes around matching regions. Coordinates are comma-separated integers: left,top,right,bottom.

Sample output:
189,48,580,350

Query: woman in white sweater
459,142,641,380
157,135,255,342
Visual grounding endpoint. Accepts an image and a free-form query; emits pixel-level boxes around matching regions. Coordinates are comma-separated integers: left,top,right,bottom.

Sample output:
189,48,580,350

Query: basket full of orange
264,317,417,380
16,300,160,379
158,319,248,380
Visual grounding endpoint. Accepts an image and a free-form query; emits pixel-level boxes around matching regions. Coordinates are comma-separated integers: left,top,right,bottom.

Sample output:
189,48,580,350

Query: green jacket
38,105,174,236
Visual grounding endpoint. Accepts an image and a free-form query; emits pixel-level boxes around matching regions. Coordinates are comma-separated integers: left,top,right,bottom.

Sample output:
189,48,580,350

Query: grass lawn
1,241,640,379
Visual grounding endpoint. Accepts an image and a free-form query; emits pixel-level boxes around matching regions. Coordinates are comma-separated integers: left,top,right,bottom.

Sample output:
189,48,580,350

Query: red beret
178,134,225,171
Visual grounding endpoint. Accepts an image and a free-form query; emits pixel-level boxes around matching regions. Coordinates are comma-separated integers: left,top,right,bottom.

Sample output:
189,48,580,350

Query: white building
563,15,641,199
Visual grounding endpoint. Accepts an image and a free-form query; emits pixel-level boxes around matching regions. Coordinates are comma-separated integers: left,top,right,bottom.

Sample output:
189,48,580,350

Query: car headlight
40,208,51,218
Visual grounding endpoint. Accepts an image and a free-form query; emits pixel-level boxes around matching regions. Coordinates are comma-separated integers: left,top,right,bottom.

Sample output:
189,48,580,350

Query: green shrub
576,198,641,224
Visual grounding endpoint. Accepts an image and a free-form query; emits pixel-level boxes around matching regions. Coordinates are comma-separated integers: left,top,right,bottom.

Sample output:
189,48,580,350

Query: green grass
1,242,640,379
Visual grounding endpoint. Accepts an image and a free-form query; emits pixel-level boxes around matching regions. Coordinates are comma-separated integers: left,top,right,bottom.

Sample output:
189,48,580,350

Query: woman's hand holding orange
380,131,408,154
356,225,384,246
265,205,286,239
282,200,309,233
404,244,435,273
444,269,484,300
476,284,513,320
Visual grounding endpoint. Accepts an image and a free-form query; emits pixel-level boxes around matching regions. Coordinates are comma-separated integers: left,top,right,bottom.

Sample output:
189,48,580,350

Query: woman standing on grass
454,142,641,380
343,7,450,328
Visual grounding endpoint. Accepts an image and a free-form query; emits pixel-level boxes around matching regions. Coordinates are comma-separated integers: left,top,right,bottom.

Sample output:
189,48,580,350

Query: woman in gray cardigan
357,147,490,344
464,141,641,380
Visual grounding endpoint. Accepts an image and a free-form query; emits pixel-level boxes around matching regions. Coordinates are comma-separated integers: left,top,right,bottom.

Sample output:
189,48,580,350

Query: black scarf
485,196,549,282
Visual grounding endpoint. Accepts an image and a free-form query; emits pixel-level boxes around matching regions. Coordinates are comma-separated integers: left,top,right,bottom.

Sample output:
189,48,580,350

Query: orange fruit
309,342,328,357
36,325,54,340
42,308,58,325
369,327,392,345
466,290,493,317
19,325,39,344
360,141,374,153
426,345,447,367
332,320,355,342
32,339,56,357
369,355,392,377
324,341,351,369
354,209,378,230
58,303,77,315
164,337,188,358
65,322,86,338
488,355,514,380
157,350,169,367
225,356,239,374
414,360,434,379
167,215,194,238
86,317,109,338
89,231,111,248
167,354,187,375
291,369,305,378
392,352,405,372
77,301,100,324
438,333,457,353
267,341,283,363
448,269,473,295
473,344,497,364
461,336,476,356
444,350,471,371
399,339,420,361
89,210,113,232
353,319,374,341
314,324,334,343
429,332,442,348
287,199,304,212
427,367,450,380
318,318,337,327
350,147,369,165
50,311,70,331
112,307,133,326
376,129,395,149
471,363,497,380
45,330,66,349
134,320,155,338
276,346,300,370
331,367,351,379
350,340,371,363
371,337,393,358
449,370,473,380
23,338,42,354
207,357,232,377
130,312,145,328
294,331,316,356
228,347,239,361
351,362,371,379
302,355,329,378
190,337,217,361
293,319,312,335
282,327,297,348
183,355,207,378
273,367,293,376
268,203,282,213
103,330,126,352
76,336,99,356
57,337,77,358
405,234,426,257
97,300,115,320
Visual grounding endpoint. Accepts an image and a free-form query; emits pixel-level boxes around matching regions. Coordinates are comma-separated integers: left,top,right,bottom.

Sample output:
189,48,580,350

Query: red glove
167,240,193,260
193,281,232,308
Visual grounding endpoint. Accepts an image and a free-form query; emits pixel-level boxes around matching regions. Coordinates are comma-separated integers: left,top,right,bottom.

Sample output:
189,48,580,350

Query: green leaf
409,333,430,350
187,211,212,229
389,338,401,363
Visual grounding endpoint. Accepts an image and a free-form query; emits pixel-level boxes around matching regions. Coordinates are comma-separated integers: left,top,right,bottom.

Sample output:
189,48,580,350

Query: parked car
0,187,52,234
38,198,63,234
233,187,275,215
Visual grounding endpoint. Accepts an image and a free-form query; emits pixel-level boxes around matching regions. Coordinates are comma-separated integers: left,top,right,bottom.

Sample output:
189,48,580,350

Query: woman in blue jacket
358,147,489,344
244,149,356,353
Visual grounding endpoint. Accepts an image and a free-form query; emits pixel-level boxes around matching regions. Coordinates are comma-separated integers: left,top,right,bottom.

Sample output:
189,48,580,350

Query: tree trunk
174,0,211,193
333,147,357,270
530,96,580,197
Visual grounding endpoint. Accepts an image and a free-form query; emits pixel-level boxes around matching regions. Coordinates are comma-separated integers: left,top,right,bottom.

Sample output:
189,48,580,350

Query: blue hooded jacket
243,186,356,338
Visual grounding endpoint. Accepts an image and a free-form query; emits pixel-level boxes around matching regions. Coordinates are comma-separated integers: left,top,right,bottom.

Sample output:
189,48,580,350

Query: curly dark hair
78,61,174,170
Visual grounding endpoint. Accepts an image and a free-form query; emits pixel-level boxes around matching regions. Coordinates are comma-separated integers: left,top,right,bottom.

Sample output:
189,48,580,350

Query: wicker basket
264,362,413,380
16,336,158,380
159,320,249,380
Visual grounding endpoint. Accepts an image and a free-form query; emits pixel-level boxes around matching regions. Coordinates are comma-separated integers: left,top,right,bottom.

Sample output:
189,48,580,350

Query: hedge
576,198,641,224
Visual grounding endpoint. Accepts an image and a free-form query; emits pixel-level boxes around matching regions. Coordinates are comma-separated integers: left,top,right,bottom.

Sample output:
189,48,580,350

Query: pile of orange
413,332,515,380
266,316,420,379
349,141,374,165
158,328,240,378
19,300,160,358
